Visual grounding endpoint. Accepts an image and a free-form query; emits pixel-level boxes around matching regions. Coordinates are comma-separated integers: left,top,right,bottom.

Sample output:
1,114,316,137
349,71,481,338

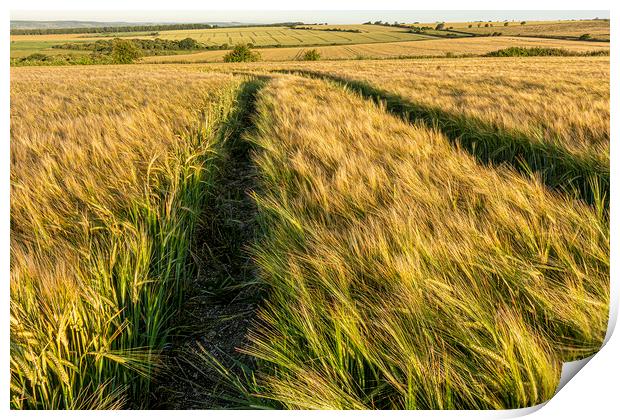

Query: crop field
9,40,94,57
241,71,608,409
142,35,610,63
262,56,610,201
134,25,429,45
10,25,431,57
445,19,610,41
11,19,609,59
10,65,245,408
9,27,611,411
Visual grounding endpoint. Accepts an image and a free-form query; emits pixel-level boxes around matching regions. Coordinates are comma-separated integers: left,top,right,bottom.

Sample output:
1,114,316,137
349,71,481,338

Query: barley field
9,35,610,410
132,25,427,45
242,74,608,409
142,36,609,63
10,65,246,408
271,57,609,202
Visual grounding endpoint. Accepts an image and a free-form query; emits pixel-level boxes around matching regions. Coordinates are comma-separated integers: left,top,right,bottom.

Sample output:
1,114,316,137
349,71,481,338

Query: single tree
178,37,199,50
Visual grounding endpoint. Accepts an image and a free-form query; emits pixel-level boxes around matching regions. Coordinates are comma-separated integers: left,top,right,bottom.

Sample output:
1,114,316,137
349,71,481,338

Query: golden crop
199,56,610,204
10,54,611,410
142,36,609,63
268,57,609,161
447,19,610,40
245,74,609,409
10,65,243,408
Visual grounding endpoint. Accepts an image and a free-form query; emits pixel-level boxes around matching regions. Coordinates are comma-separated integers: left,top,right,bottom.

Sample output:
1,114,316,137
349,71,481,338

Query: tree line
292,26,363,33
11,22,305,35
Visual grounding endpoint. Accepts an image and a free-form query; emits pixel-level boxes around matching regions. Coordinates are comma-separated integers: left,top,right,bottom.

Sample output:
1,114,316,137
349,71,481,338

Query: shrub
223,44,261,62
484,47,608,57
486,47,609,58
521,21,527,25
435,23,445,30
23,53,50,61
579,33,592,40
504,22,509,26
12,53,114,67
111,38,142,64
178,37,200,49
301,49,321,61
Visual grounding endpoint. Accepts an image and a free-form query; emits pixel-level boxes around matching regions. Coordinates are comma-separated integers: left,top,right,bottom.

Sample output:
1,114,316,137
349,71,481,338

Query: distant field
9,40,92,57
142,36,610,63
442,19,610,41
10,25,431,57
78,31,161,38
10,20,609,59
149,25,430,45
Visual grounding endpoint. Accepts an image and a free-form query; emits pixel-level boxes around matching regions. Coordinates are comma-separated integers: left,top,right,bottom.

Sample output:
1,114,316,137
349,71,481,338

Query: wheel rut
151,79,266,409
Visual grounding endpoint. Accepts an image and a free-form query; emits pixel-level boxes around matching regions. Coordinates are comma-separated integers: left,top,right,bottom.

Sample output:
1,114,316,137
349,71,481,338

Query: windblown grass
243,75,609,409
10,66,243,409
10,55,610,410
251,56,609,205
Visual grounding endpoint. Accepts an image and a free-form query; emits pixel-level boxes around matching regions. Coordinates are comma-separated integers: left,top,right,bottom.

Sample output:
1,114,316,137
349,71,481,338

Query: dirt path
151,79,266,409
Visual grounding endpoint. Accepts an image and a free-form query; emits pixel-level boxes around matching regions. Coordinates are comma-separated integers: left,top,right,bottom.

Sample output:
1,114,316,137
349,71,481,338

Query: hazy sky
11,10,610,24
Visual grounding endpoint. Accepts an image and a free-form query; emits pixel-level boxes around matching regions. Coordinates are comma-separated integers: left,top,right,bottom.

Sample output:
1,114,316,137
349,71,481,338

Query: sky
10,10,610,24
